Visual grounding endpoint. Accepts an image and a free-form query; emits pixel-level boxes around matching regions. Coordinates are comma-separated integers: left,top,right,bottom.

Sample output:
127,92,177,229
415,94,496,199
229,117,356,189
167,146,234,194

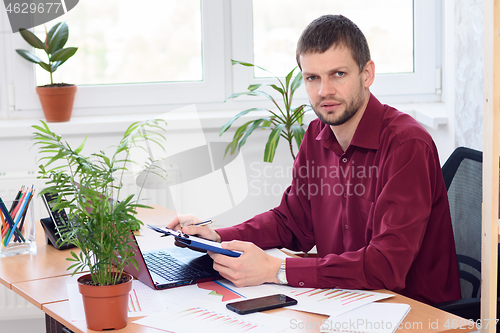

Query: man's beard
312,84,365,126
313,102,358,126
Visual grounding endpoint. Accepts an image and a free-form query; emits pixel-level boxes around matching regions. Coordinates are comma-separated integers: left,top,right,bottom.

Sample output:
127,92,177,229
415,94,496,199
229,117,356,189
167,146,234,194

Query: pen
194,219,214,226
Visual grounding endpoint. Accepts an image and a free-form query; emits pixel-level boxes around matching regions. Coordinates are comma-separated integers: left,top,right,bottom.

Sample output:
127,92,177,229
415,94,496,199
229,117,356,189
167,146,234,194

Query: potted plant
16,22,78,122
220,60,310,162
32,119,167,331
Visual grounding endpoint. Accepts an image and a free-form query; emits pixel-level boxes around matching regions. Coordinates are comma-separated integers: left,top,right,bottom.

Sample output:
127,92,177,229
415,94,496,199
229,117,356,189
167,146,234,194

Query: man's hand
167,214,221,242
208,240,282,287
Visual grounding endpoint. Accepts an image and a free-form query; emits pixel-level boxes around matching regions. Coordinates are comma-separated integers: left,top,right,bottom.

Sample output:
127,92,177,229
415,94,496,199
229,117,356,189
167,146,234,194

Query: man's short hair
296,15,371,72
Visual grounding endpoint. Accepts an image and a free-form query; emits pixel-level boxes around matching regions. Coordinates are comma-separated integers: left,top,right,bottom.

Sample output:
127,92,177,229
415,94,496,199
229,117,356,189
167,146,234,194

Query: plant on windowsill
32,119,167,331
220,60,311,163
16,22,78,122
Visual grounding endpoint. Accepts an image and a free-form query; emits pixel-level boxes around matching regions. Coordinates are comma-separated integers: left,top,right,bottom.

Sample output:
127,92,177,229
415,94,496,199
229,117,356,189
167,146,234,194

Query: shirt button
299,281,305,287
342,158,348,163
345,224,348,230
343,193,347,199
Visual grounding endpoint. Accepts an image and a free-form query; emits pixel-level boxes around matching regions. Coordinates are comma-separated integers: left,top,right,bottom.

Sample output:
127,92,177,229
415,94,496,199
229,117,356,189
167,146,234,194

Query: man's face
300,45,370,127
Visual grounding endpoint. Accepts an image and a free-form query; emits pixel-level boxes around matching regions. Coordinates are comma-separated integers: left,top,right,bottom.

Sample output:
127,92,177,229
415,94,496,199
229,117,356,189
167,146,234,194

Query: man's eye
335,72,345,77
306,76,317,81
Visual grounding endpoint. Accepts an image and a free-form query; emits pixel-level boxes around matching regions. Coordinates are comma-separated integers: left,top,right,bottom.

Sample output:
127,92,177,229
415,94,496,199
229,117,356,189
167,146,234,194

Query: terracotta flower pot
77,273,133,331
36,85,77,122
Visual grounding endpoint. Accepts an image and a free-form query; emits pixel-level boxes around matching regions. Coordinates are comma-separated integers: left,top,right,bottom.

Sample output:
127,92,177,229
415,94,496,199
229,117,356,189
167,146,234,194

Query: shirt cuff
286,257,317,287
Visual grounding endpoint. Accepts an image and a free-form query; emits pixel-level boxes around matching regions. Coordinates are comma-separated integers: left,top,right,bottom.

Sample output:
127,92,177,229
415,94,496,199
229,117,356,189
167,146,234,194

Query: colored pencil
4,190,31,245
0,198,22,243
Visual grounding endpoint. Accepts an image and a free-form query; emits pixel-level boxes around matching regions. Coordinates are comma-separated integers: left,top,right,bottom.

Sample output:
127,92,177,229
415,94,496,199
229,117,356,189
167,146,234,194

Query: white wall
454,0,484,151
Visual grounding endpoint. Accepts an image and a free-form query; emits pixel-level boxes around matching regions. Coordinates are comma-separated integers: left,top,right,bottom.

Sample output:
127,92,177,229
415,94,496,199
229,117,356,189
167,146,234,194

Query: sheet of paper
279,286,394,317
212,281,394,317
211,280,393,317
320,303,411,333
133,299,291,333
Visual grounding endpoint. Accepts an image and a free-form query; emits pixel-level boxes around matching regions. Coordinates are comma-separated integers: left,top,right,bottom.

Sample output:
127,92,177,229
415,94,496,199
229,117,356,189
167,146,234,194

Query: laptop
123,230,221,290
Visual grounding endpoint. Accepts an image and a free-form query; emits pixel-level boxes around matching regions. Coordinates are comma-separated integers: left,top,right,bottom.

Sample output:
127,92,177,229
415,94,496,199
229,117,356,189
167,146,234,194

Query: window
3,0,441,119
9,0,225,117
231,0,440,101
34,0,203,86
252,0,414,78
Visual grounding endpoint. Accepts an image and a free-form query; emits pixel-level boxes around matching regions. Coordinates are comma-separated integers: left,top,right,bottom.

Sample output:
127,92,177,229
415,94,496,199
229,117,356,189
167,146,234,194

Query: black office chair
434,146,500,325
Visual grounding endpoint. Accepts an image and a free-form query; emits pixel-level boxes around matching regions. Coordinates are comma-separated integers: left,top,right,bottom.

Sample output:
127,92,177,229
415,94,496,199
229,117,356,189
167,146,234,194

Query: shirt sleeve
216,126,317,253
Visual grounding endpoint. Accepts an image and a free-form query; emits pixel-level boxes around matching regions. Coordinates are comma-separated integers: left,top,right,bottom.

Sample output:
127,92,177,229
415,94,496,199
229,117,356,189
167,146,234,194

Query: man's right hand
167,214,221,243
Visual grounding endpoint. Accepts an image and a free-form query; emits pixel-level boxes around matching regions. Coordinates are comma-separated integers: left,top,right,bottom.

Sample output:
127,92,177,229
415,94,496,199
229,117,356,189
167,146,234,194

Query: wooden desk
2,205,477,333
0,221,77,289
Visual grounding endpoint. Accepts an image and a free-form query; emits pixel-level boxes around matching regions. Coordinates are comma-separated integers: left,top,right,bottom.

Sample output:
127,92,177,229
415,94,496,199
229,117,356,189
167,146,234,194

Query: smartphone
226,294,297,315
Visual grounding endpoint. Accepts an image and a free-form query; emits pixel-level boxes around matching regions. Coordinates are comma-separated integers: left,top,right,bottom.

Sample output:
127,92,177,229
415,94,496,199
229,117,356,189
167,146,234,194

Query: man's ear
362,60,375,88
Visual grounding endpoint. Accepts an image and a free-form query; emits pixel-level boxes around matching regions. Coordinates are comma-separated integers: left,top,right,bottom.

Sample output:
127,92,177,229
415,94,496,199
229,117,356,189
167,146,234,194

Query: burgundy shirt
217,94,461,305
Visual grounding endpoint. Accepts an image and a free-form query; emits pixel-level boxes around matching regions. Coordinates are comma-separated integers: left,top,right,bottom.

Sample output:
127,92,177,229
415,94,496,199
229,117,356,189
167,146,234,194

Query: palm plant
220,60,310,163
16,22,77,85
32,119,167,286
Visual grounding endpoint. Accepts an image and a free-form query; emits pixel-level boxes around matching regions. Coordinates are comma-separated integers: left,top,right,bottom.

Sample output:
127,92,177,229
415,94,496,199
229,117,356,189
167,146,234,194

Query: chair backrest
442,147,483,299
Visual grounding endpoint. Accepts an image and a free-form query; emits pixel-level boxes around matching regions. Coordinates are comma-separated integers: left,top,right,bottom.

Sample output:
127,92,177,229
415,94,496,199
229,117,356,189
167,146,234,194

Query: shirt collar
315,93,384,152
350,93,383,150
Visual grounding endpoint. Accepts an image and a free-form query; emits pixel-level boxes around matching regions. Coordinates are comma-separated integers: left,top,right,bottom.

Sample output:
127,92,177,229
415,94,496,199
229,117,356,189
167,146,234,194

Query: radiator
0,167,180,320
0,285,43,320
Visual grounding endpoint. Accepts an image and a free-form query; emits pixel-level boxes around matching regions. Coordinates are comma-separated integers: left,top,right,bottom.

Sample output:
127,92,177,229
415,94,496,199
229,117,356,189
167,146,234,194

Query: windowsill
393,102,448,130
0,102,448,139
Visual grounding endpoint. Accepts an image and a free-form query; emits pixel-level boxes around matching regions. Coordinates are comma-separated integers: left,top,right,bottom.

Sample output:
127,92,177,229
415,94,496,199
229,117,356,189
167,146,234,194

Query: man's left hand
208,240,282,287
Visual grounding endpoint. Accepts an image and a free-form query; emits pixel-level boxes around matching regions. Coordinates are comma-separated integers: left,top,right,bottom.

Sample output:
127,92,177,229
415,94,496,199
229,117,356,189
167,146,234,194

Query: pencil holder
0,199,36,257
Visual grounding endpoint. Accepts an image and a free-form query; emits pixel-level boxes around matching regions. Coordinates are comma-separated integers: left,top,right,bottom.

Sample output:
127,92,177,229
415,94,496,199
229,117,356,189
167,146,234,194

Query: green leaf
269,84,284,95
74,136,87,154
219,108,269,135
15,49,42,64
248,84,261,91
38,62,52,72
18,28,45,49
264,124,285,163
290,71,303,94
231,60,273,76
285,67,296,89
47,22,69,54
51,62,60,72
292,124,306,149
232,120,253,139
224,138,240,157
231,60,254,67
16,49,42,64
238,118,269,149
290,104,309,125
69,250,79,261
50,47,78,62
226,90,277,105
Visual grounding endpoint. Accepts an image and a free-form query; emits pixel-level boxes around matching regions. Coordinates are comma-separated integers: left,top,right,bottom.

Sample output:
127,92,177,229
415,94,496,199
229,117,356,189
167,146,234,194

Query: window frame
7,0,226,118
1,0,442,120
230,0,441,103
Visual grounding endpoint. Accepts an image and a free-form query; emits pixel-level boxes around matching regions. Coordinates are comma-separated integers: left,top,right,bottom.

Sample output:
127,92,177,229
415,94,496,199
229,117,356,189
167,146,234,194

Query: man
168,15,460,305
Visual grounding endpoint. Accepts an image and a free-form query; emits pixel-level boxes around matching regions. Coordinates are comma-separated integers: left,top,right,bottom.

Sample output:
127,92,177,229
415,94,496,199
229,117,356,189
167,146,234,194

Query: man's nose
319,79,336,97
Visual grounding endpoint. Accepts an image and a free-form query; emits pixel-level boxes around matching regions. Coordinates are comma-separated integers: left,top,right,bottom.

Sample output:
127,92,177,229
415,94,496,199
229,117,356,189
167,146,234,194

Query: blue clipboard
147,224,242,257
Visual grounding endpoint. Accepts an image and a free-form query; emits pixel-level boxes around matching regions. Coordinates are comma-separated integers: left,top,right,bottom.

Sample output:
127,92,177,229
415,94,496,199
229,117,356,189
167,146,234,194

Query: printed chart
133,300,290,333
198,281,244,302
128,288,143,313
285,288,393,317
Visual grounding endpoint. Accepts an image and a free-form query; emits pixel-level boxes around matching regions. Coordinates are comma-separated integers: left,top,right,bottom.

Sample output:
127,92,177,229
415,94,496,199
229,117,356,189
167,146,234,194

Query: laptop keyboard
144,251,209,281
